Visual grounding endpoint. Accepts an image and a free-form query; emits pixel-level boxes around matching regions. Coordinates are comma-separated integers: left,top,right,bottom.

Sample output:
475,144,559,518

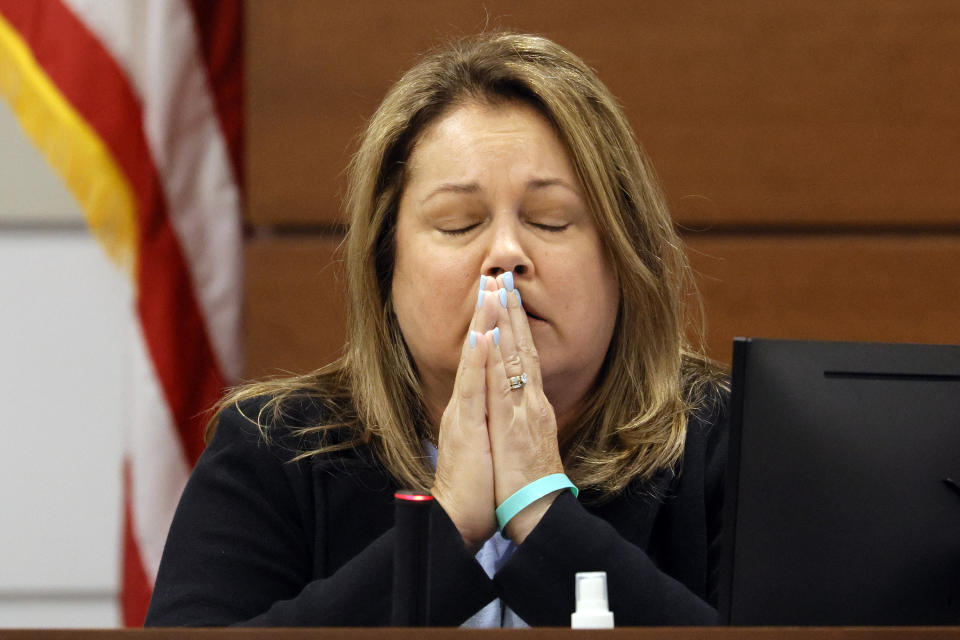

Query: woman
146,32,727,627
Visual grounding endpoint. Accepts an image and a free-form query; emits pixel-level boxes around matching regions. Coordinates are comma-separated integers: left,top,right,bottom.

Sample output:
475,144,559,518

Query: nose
480,216,532,278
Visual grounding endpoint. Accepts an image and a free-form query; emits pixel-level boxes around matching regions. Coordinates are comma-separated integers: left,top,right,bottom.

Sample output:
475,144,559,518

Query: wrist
495,473,578,543
503,489,562,544
430,484,497,553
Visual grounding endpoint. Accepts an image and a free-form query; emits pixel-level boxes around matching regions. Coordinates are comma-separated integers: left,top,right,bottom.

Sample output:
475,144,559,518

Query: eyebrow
526,178,578,194
419,178,578,205
420,182,480,205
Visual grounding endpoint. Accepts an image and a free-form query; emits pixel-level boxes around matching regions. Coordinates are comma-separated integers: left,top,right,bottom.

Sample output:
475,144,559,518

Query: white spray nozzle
571,571,615,629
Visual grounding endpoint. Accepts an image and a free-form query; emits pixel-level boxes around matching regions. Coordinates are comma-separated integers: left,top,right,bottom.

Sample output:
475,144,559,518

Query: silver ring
508,372,528,390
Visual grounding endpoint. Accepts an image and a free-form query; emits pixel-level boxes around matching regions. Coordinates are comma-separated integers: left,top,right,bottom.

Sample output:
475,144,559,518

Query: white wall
0,99,127,627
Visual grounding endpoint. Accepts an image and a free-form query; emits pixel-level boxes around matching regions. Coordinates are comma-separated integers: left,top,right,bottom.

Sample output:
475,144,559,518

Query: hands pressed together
430,272,566,552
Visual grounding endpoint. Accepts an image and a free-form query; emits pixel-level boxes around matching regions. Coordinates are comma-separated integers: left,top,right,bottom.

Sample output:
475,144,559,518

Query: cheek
392,239,480,369
548,247,620,356
572,273,618,344
395,243,475,312
547,242,617,310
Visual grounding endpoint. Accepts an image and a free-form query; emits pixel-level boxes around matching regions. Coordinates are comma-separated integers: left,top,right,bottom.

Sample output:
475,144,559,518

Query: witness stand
3,629,960,639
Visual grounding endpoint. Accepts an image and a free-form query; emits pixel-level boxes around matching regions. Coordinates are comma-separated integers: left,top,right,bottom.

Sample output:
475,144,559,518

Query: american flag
0,0,243,625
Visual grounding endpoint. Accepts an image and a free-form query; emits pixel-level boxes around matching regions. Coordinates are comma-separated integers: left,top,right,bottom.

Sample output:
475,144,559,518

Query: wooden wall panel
247,1,960,228
243,236,347,379
687,233,960,362
244,1,960,382
243,234,960,377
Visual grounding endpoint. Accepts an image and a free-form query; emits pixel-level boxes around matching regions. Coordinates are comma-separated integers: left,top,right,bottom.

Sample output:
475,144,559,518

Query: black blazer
146,391,727,626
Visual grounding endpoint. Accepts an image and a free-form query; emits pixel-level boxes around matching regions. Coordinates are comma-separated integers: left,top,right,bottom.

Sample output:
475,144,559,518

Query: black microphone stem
391,490,433,626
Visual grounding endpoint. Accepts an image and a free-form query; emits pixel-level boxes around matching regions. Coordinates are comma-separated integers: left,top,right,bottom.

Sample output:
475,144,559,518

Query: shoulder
668,371,729,494
681,358,729,449
683,375,729,507
688,379,729,439
209,391,371,469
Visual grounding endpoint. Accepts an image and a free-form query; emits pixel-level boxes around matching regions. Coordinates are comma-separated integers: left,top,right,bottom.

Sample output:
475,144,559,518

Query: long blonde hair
210,32,725,497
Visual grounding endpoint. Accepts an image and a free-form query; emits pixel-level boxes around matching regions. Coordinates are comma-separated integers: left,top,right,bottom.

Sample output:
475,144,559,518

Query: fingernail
492,327,500,345
469,331,478,349
515,289,522,308
477,289,484,309
503,271,514,292
498,288,507,308
479,275,487,291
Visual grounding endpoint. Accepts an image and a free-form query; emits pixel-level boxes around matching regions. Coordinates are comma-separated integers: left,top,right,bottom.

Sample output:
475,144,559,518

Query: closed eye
531,222,569,232
439,222,482,236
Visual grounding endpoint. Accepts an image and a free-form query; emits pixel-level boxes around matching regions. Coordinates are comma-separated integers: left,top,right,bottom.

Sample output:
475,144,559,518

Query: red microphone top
394,490,434,502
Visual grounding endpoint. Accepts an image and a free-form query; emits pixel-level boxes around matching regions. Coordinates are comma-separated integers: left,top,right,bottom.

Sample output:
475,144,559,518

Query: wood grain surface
4,627,960,639
243,235,347,379
685,232,960,362
247,1,960,228
243,1,960,382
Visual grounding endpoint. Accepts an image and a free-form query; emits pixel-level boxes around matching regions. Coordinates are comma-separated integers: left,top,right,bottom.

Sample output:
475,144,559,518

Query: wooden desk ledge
2,628,960,640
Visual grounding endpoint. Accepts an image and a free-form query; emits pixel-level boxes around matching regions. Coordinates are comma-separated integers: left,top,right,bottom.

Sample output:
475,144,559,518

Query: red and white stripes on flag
0,0,243,625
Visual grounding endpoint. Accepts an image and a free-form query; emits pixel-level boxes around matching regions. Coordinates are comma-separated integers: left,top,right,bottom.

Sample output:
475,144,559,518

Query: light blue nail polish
498,288,508,308
492,327,500,345
515,289,522,308
479,275,487,291
503,271,514,292
469,331,478,349
477,289,484,309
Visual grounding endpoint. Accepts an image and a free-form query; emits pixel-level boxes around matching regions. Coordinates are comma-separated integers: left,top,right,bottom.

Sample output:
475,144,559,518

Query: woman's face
391,100,620,427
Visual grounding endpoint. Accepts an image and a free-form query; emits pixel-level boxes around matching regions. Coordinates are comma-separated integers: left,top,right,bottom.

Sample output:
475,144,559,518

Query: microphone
391,490,434,625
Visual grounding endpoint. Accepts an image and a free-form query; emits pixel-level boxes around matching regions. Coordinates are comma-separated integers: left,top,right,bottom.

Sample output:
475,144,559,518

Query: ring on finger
508,372,528,390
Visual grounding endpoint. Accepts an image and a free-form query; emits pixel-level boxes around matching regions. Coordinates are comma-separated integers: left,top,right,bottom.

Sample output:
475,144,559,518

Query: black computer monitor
720,338,960,625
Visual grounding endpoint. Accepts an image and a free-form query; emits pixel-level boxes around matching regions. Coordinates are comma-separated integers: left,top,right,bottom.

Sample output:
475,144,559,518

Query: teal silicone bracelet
495,473,579,531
